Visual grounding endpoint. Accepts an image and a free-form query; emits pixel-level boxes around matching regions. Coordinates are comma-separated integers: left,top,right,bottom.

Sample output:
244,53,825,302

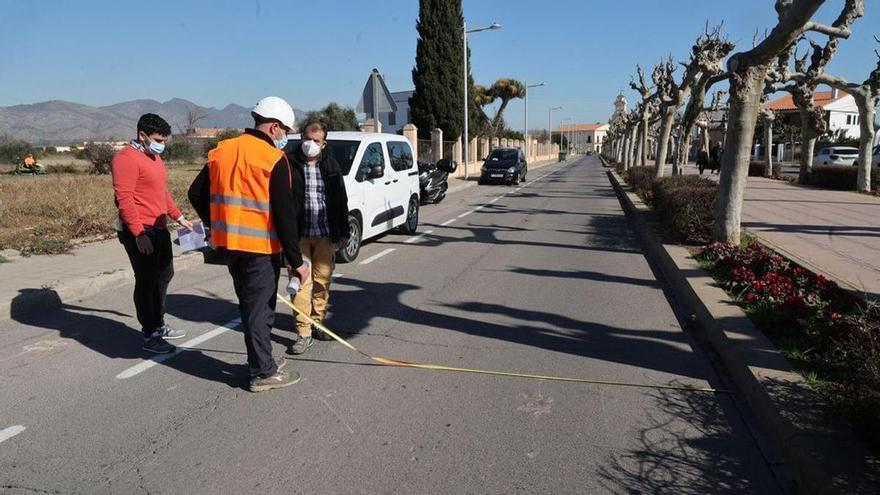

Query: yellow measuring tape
276,293,731,394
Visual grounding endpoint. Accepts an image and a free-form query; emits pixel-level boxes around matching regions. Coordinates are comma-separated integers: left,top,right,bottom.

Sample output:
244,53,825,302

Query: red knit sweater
111,145,182,236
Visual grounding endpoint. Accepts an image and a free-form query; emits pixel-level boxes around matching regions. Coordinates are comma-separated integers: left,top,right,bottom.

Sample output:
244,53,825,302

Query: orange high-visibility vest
207,133,287,254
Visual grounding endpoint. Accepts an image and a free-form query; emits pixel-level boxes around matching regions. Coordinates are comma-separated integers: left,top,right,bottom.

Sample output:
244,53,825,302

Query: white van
286,132,420,263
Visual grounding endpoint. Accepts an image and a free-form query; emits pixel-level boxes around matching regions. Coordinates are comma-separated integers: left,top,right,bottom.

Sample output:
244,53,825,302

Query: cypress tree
410,0,476,141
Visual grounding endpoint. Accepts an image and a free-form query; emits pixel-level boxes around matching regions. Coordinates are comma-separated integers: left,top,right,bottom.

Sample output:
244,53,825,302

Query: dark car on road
479,148,528,185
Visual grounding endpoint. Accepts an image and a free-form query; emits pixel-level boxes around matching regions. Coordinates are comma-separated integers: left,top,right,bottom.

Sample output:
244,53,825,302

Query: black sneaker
289,335,314,355
250,370,301,393
160,324,187,340
142,335,176,354
312,326,334,341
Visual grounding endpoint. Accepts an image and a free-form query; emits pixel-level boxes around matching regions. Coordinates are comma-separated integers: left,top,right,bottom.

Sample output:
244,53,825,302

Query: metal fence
417,139,433,164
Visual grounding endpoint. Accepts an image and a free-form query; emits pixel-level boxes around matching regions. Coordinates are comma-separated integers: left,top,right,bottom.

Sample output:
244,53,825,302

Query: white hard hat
252,96,296,130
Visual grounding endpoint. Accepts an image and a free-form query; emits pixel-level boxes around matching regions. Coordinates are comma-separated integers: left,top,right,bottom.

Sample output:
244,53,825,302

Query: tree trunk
713,66,767,244
679,133,692,172
797,109,816,183
670,131,681,175
636,123,645,167
855,97,875,192
763,117,774,177
654,109,675,177
625,128,635,170
639,113,649,166
702,126,710,154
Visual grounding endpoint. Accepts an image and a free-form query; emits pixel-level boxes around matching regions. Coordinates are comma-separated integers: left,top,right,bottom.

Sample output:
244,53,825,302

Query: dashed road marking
116,318,241,380
440,219,455,226
404,230,434,244
0,425,26,444
359,248,396,265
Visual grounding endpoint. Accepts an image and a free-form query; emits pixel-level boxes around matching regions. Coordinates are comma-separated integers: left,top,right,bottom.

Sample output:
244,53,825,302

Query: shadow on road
597,386,784,494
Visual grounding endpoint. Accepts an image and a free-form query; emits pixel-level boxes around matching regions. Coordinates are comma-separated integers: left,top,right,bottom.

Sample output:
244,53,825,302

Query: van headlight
507,167,516,173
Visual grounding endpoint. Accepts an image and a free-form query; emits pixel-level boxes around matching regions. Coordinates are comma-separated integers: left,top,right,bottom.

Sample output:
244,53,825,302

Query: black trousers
118,228,174,338
225,251,281,379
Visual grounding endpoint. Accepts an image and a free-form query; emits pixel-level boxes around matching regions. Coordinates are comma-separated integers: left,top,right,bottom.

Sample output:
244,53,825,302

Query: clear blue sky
1,0,877,130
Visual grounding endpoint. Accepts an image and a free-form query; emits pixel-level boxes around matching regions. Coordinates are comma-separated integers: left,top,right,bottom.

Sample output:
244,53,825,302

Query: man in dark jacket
710,141,723,174
287,121,350,355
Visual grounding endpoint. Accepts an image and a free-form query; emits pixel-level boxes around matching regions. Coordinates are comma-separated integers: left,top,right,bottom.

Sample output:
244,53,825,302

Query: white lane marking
489,197,500,204
116,318,241,380
440,219,455,226
332,273,344,278
359,248,395,265
404,230,434,244
0,425,26,444
457,211,472,218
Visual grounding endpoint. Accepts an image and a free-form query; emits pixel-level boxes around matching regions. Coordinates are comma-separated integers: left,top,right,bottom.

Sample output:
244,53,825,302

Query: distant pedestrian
696,146,709,175
286,121,350,355
112,113,194,354
710,141,723,174
188,96,308,393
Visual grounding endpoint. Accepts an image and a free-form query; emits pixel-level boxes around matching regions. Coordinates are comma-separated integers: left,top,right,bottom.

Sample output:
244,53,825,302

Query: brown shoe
249,370,301,393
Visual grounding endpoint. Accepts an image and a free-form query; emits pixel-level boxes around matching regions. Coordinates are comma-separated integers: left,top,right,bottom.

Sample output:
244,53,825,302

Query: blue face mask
274,134,289,150
148,141,165,155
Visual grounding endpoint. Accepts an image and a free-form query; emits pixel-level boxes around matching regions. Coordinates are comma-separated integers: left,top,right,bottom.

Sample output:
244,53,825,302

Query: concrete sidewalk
678,163,880,299
0,237,205,319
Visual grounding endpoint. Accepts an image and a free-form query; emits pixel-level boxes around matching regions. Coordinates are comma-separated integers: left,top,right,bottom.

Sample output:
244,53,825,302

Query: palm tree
488,78,525,134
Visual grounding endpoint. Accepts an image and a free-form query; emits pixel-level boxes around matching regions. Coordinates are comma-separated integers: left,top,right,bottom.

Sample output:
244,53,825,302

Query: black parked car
478,148,528,185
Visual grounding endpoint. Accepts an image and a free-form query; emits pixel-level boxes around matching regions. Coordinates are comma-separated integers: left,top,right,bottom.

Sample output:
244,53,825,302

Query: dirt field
0,164,201,255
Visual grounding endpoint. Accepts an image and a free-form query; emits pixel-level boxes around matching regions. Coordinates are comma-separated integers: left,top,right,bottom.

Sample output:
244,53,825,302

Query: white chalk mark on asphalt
440,219,455,226
404,230,434,244
319,396,355,434
116,318,241,380
0,425,26,444
359,248,395,265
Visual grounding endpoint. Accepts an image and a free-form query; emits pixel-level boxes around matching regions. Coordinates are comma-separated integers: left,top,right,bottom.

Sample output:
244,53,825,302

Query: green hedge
651,175,717,244
627,166,655,202
808,165,880,191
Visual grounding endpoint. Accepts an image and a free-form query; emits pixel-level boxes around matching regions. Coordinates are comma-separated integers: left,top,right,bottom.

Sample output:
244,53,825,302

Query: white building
763,88,861,139
553,123,609,153
377,90,413,134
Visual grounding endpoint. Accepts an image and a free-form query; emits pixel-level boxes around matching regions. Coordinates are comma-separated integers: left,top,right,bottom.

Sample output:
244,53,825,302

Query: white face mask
301,139,322,159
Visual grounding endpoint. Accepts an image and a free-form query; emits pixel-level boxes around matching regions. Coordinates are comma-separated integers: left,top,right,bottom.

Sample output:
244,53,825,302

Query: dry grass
0,163,201,254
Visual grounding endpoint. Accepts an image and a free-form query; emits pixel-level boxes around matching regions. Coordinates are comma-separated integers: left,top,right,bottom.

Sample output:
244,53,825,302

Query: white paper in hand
178,222,207,253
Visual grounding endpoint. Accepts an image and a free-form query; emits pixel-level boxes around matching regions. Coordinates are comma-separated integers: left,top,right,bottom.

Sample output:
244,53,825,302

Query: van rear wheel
336,214,362,263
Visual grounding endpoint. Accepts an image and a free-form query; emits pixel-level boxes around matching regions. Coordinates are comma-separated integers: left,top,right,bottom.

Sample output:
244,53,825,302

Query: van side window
387,141,414,171
357,142,385,182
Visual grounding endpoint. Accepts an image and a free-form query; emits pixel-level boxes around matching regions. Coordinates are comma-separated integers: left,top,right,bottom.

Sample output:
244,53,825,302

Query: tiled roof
554,123,608,132
763,91,849,111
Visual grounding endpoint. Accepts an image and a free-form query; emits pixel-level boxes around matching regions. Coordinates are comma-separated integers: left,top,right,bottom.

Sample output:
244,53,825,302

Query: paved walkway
679,163,880,299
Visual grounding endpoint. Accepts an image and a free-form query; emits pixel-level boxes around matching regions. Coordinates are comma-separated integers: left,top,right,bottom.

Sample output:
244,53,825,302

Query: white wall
828,111,861,139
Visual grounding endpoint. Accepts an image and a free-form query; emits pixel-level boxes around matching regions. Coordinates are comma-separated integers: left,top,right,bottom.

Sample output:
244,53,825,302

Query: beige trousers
292,237,336,336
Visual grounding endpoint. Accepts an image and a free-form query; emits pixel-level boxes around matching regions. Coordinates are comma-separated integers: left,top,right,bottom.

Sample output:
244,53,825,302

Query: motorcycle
418,158,456,205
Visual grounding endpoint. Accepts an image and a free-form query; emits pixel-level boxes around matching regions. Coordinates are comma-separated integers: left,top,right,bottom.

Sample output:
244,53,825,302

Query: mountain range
0,98,306,144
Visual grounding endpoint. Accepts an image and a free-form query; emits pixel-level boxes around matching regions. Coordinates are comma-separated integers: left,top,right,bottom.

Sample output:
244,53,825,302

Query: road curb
5,249,207,320
607,168,880,494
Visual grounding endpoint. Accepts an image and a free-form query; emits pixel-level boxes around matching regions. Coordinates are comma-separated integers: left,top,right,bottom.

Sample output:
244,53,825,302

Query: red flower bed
700,242,880,453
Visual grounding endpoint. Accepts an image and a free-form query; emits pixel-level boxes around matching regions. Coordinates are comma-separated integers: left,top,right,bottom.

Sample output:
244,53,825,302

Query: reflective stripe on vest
207,133,285,254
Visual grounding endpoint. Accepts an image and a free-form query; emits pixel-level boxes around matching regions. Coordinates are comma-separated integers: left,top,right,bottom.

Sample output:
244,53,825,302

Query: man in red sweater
112,113,193,354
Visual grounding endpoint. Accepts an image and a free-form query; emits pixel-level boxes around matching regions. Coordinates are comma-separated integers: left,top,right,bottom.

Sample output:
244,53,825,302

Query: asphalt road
0,157,787,494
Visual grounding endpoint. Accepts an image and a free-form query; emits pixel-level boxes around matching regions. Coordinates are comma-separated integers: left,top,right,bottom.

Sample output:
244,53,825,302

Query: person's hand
335,238,349,251
136,234,154,255
177,217,194,232
294,262,310,283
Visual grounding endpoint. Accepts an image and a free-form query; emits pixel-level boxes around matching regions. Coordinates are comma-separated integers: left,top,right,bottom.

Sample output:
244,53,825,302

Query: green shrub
46,164,79,174
83,142,115,175
0,136,33,165
806,166,880,191
627,166,655,202
652,175,717,244
749,161,769,177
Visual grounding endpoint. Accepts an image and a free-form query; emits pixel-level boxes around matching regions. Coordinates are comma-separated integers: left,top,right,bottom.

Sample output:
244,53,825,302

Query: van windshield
286,139,360,175
488,150,518,161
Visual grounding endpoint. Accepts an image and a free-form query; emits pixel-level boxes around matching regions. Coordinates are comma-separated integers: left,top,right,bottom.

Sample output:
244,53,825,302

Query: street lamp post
548,106,561,157
560,117,571,155
523,81,544,160
463,21,501,180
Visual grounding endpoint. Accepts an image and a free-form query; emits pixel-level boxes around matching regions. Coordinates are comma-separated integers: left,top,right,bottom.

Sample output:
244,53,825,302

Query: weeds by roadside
0,164,200,254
